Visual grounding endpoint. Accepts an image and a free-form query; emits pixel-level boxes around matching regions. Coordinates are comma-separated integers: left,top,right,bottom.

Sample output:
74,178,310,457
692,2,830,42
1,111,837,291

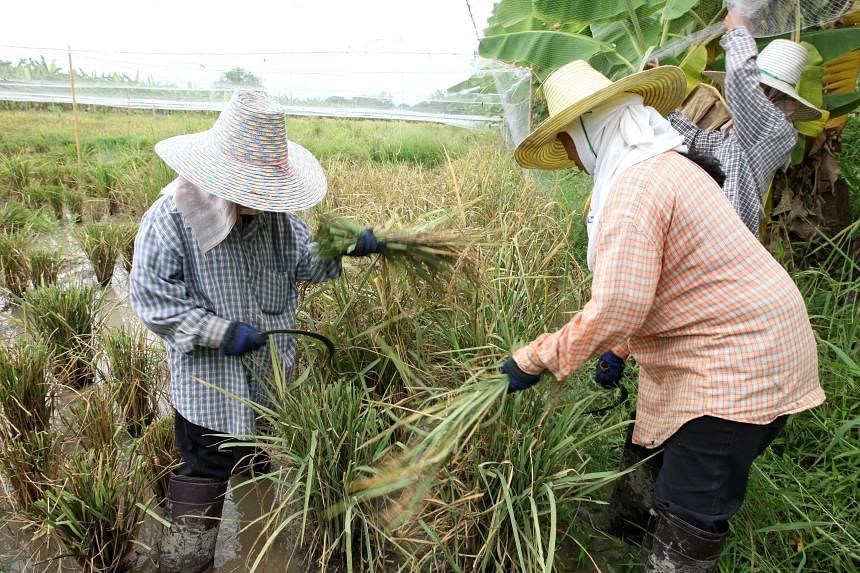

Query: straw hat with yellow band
514,61,687,170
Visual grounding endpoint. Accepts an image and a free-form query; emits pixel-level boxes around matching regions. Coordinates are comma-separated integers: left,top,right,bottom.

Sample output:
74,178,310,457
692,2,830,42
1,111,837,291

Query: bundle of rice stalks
22,283,104,388
75,221,120,287
0,428,61,512
28,448,152,573
102,326,164,437
349,373,508,527
28,247,63,287
315,211,476,281
0,231,30,296
137,415,179,504
0,340,54,437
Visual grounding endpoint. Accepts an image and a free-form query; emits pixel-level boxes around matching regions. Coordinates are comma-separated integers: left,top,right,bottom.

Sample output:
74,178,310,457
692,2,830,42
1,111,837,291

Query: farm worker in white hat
499,56,824,571
129,91,385,572
589,8,826,542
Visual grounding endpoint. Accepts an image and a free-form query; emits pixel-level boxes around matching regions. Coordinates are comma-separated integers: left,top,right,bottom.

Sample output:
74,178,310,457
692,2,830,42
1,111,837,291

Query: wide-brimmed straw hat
514,61,687,170
155,91,326,212
703,39,822,121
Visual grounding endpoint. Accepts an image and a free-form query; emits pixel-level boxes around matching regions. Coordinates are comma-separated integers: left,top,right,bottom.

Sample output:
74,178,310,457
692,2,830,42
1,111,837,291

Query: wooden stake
68,45,82,168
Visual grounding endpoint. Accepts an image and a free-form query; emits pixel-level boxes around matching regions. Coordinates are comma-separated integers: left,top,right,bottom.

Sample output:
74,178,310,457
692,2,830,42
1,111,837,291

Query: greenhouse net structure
0,45,532,143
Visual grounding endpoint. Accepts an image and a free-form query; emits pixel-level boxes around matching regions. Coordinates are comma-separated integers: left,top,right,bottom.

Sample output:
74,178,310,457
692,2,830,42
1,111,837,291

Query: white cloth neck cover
565,94,686,269
161,177,238,254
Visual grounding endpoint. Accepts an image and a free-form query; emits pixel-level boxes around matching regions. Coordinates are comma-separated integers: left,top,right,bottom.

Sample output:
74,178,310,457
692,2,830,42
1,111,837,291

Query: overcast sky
0,0,500,104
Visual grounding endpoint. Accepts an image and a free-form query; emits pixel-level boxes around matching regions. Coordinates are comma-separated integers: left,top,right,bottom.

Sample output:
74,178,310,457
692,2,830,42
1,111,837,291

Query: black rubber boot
159,473,228,573
643,511,727,573
587,424,663,541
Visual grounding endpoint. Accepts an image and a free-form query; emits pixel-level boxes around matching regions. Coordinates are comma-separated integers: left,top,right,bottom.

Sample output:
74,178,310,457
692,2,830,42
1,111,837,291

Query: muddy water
0,228,306,572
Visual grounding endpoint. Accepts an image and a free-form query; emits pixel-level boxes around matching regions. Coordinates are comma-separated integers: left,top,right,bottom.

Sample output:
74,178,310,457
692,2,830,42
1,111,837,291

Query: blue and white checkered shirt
130,194,341,436
669,27,796,234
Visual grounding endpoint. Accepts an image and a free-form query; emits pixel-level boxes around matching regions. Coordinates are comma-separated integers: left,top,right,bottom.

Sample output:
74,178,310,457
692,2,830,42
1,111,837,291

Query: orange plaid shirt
514,152,824,448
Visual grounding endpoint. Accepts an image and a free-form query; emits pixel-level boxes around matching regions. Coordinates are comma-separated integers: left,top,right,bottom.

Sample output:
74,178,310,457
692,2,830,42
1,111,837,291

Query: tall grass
21,283,104,388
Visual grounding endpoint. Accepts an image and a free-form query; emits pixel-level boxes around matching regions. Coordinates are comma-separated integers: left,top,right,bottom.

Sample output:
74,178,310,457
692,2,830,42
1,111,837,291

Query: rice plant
252,369,410,572
0,153,33,194
28,247,63,287
0,200,58,234
23,184,64,219
0,231,30,296
137,415,179,505
60,384,122,451
0,340,54,437
102,325,165,437
27,448,152,573
75,221,120,287
0,428,61,512
63,188,84,223
114,220,139,273
21,283,104,388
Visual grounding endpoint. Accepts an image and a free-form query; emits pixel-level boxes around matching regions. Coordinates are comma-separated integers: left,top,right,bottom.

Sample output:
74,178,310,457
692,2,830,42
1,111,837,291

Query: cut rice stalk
348,373,508,527
314,211,477,279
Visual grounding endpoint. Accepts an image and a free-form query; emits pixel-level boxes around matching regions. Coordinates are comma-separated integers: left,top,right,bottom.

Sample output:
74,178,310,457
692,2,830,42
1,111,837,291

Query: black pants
174,410,267,481
645,414,787,534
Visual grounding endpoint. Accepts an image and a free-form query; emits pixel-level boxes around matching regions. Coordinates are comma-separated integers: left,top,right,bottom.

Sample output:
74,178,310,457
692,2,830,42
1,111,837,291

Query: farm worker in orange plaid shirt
585,9,827,552
502,58,825,572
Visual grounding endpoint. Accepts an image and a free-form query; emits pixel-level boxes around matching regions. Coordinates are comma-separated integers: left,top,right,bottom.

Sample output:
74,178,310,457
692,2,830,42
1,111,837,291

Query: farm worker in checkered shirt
130,91,384,573
586,9,827,551
501,28,824,573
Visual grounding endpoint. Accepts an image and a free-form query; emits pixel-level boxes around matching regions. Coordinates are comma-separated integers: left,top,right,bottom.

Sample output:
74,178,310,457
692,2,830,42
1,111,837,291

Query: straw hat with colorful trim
155,91,326,212
514,61,687,170
703,39,822,121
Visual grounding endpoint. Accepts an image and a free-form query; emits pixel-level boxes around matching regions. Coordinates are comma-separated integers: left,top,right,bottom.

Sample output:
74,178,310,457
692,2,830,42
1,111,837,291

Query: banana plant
479,0,860,254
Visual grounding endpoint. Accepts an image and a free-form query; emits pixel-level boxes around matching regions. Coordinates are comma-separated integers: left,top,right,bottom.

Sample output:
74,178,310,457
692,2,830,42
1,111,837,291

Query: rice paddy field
0,105,857,572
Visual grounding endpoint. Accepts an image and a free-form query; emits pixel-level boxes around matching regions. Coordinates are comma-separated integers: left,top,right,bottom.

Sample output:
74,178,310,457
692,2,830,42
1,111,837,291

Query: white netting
648,0,855,63
0,46,530,131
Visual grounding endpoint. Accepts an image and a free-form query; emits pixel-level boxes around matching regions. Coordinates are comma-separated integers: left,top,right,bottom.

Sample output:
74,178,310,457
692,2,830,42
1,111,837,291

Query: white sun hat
154,91,327,212
704,39,823,121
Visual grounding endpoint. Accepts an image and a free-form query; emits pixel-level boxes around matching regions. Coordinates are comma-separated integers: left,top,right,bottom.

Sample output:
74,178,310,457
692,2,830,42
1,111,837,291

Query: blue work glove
220,322,266,356
501,357,542,393
593,351,625,390
345,228,386,257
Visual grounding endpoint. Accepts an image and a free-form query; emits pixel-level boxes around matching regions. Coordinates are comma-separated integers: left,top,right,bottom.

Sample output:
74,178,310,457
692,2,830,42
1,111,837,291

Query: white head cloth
566,94,686,269
161,177,238,254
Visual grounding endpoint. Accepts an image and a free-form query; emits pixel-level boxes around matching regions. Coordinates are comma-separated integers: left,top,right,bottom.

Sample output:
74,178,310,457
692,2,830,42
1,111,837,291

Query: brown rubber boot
159,473,228,573
642,511,727,573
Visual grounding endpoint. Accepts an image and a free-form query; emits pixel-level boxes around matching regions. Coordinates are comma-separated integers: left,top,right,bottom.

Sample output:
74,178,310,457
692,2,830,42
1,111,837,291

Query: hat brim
703,71,822,121
155,131,327,212
514,66,687,170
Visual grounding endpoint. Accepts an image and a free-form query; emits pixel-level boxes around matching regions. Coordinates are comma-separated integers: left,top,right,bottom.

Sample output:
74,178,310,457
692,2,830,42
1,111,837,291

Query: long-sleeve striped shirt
130,194,341,436
513,152,824,448
668,27,797,234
